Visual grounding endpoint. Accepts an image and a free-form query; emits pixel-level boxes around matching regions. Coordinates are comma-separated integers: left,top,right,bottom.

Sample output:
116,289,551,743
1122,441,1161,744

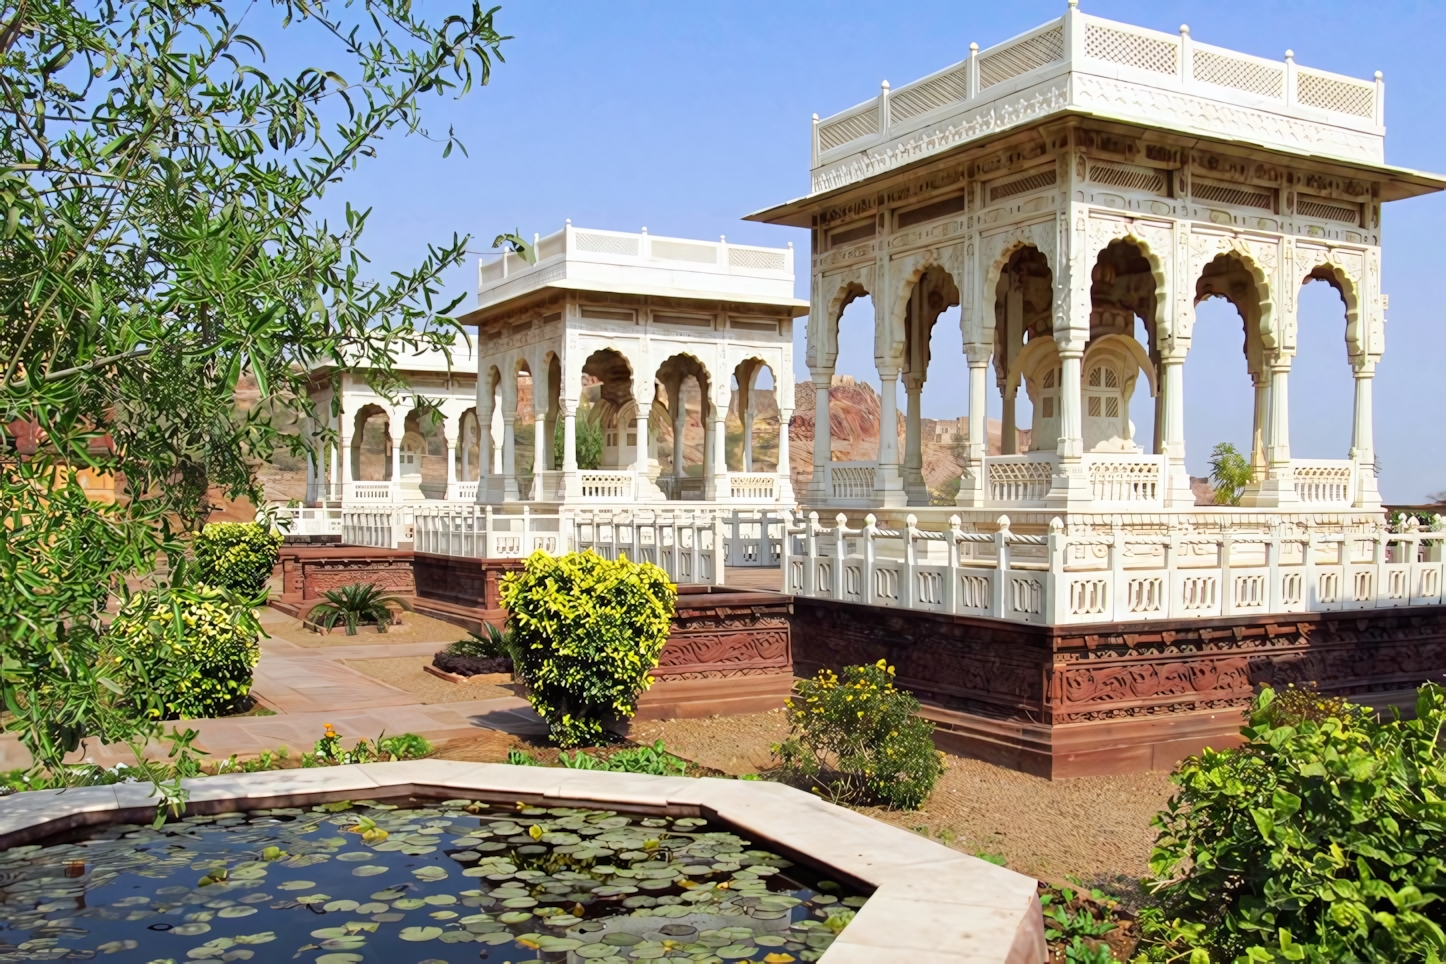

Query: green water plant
1137,683,1446,963
306,583,402,635
192,523,283,597
501,550,676,747
773,660,945,811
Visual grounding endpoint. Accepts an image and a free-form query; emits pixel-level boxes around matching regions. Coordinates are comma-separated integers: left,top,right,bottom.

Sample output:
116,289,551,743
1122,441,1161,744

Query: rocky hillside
786,376,1027,503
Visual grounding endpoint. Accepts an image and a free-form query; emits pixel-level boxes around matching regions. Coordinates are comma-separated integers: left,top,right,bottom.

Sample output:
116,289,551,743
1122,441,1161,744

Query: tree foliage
1139,684,1446,963
1210,442,1253,506
0,0,507,802
501,550,676,748
104,582,262,719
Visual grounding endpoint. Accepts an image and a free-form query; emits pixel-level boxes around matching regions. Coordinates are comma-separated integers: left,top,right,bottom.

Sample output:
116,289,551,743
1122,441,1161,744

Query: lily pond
0,797,867,963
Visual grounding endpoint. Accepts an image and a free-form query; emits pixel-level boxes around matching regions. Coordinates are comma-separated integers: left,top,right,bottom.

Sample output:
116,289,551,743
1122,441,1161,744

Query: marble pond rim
0,795,867,963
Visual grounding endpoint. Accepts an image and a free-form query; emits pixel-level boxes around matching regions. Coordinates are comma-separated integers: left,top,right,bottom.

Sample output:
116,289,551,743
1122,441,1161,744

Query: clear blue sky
310,0,1446,502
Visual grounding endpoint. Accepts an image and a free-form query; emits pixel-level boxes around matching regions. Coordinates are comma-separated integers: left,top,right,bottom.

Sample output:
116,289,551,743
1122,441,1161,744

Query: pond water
0,796,866,963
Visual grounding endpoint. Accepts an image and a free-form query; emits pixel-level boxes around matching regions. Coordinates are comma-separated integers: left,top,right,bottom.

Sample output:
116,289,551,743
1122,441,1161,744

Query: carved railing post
947,514,964,615
993,515,1012,619
863,513,879,605
1047,517,1067,624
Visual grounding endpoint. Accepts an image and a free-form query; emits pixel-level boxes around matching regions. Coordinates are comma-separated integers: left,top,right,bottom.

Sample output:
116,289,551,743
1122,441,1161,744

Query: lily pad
398,925,444,942
274,880,315,891
351,865,388,877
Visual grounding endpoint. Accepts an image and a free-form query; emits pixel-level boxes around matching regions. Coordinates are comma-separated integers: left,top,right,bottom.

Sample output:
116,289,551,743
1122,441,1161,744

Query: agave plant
306,584,402,635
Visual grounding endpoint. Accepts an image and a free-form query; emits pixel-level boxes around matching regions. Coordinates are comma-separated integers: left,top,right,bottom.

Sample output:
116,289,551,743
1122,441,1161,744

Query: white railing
479,223,793,296
266,504,342,537
729,473,778,501
452,480,479,502
783,512,1445,626
342,508,400,549
345,481,396,502
723,510,785,568
409,505,732,587
572,510,726,586
579,470,635,500
825,461,878,502
1085,454,1166,504
1293,460,1355,507
413,504,567,558
812,8,1382,179
985,454,1056,505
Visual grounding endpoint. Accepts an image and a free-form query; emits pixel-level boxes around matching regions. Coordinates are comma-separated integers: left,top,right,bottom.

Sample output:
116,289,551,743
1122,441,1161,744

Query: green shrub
446,622,515,660
504,740,690,775
501,550,676,747
103,584,262,719
558,740,689,776
1138,683,1446,963
306,583,402,635
304,723,434,766
193,522,283,596
773,660,945,810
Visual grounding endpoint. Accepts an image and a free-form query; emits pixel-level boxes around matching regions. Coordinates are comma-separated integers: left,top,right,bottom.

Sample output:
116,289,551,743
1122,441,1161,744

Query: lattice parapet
802,8,1388,193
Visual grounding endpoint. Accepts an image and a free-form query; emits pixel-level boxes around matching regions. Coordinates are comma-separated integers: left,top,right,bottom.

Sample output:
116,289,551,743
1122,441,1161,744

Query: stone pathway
0,608,547,771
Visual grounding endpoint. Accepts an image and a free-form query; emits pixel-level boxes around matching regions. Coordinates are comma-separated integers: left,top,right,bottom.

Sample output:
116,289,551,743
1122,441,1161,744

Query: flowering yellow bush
774,660,944,810
193,522,282,597
501,550,676,747
103,585,262,719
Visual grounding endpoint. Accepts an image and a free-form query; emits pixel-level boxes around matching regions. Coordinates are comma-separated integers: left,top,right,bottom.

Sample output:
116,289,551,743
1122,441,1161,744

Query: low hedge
104,584,262,720
501,550,676,747
193,522,282,597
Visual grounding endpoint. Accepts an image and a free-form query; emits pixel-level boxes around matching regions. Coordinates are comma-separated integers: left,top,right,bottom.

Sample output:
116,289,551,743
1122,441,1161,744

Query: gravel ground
344,657,518,704
634,711,1175,889
276,611,470,649
627,708,791,776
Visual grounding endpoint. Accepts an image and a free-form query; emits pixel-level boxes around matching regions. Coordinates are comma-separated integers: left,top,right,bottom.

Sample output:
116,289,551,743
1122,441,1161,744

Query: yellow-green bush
501,550,676,747
193,522,282,597
774,660,945,810
103,585,262,719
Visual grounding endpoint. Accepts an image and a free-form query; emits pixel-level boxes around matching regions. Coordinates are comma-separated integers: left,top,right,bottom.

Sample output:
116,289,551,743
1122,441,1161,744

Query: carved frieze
811,82,1070,195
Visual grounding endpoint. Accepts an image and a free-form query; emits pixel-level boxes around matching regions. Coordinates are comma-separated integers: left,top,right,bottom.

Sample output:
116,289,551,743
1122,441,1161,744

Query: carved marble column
956,344,991,507
875,368,906,507
532,411,547,499
776,407,794,503
810,370,832,503
903,374,927,505
502,413,518,503
1160,354,1193,506
1351,359,1379,506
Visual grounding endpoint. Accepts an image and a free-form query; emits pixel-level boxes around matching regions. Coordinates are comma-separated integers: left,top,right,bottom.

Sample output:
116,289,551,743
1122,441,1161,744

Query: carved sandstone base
793,597,1446,778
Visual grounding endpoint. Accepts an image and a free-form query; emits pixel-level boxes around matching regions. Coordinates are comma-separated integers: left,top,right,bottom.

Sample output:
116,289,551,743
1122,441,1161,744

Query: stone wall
271,548,795,719
792,597,1446,778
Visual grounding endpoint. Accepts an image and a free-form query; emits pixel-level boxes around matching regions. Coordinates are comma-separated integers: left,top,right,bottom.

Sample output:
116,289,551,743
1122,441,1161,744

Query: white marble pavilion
281,3,1446,623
